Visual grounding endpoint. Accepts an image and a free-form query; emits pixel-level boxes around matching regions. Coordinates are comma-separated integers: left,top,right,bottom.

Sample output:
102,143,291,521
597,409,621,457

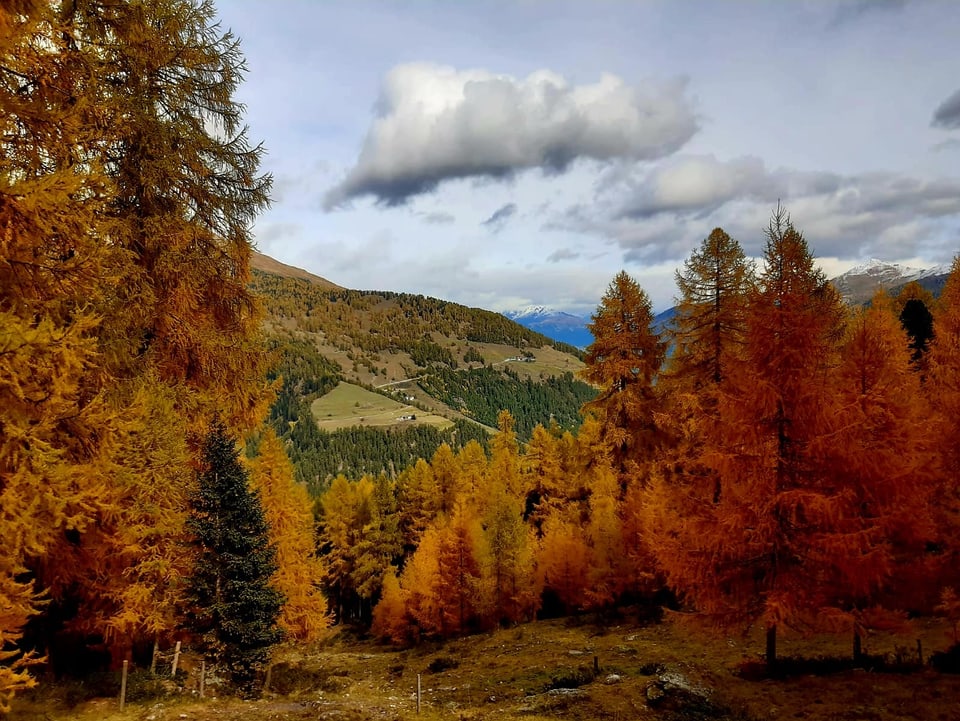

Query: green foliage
187,420,282,696
409,339,458,369
419,367,596,440
283,414,488,496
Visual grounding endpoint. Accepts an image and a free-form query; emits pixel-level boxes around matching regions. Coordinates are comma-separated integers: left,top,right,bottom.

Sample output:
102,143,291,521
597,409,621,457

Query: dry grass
12,614,960,721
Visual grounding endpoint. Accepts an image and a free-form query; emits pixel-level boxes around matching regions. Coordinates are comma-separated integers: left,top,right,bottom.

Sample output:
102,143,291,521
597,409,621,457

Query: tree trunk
853,631,862,662
765,624,777,669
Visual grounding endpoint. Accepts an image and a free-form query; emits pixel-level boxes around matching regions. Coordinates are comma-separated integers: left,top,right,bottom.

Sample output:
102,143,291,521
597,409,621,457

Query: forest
3,0,960,715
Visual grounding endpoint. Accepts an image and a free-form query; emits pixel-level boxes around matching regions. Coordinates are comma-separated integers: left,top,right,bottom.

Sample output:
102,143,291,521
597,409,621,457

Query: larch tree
666,227,753,391
0,0,118,697
78,0,273,431
536,512,590,616
928,257,960,591
187,420,282,696
250,429,329,643
581,271,667,482
433,500,485,635
350,475,403,621
824,294,936,651
317,475,375,623
647,207,847,667
478,411,539,625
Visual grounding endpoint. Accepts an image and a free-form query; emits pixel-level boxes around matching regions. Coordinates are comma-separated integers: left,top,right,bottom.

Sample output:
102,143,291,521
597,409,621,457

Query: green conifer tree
187,420,282,696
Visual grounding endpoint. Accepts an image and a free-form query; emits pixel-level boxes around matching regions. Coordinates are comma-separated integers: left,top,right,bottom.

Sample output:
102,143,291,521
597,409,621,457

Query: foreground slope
13,615,959,721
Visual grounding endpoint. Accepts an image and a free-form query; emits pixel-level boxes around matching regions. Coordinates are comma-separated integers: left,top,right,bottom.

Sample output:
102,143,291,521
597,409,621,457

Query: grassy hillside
310,382,452,431
251,261,593,491
13,615,960,721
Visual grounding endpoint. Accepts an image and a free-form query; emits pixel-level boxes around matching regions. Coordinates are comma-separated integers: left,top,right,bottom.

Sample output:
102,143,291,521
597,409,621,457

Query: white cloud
324,63,698,208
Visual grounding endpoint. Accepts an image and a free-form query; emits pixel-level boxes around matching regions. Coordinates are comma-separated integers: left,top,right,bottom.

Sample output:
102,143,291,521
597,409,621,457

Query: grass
13,614,960,721
309,382,452,431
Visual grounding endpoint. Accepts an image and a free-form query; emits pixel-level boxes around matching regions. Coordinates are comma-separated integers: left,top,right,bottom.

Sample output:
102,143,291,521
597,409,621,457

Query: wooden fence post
200,659,206,698
120,659,128,711
416,673,421,714
171,641,181,677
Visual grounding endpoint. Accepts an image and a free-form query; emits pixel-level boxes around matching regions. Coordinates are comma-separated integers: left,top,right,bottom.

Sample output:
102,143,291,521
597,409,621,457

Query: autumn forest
2,0,960,715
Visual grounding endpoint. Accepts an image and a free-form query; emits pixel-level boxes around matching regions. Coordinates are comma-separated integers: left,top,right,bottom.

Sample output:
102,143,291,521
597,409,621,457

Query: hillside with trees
250,266,593,491
4,0,960,717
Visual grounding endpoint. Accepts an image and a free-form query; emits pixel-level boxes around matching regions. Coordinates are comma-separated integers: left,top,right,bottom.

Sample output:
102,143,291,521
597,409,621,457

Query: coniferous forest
3,1,960,718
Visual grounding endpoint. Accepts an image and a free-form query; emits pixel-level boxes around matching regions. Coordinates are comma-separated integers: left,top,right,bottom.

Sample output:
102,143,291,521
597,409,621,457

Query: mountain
504,304,679,349
503,306,593,348
251,250,342,289
829,259,951,304
249,257,592,492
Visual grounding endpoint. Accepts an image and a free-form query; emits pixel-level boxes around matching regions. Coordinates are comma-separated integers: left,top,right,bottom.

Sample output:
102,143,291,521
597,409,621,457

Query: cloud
554,155,960,264
324,63,698,208
481,203,518,232
932,88,960,129
547,247,581,263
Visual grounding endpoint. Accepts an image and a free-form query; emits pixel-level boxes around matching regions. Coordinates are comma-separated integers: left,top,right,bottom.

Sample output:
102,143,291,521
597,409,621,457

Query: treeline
1,0,327,704
317,215,960,668
252,271,583,359
419,366,597,440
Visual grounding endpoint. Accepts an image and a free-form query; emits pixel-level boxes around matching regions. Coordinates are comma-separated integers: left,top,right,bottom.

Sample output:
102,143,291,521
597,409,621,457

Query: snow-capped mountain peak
504,305,558,320
830,260,952,304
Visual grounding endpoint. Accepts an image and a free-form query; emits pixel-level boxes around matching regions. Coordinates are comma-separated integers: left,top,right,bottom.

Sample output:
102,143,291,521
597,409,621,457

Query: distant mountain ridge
503,306,594,348
829,259,951,304
503,304,678,348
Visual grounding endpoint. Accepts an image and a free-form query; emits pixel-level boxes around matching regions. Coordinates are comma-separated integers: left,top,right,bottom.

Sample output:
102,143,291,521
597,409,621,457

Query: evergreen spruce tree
187,420,282,695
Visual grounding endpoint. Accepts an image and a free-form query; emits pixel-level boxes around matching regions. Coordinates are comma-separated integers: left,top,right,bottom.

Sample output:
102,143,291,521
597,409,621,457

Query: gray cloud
481,203,518,232
324,63,698,208
556,155,960,265
932,88,960,129
547,247,581,263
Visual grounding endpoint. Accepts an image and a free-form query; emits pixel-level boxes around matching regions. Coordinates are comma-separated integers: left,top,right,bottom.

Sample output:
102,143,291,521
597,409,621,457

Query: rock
603,674,622,685
547,688,583,696
568,649,585,656
644,667,727,717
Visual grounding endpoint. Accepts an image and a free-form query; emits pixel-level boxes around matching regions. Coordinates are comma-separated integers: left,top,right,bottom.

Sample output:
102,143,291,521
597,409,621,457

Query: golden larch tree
581,271,666,481
250,429,329,642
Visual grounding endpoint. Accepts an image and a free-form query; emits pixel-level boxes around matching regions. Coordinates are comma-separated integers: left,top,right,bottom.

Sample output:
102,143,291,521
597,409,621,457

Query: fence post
416,673,421,714
200,660,205,698
120,659,128,711
171,641,181,677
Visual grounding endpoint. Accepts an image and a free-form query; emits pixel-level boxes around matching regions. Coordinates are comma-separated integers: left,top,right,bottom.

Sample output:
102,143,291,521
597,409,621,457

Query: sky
213,0,960,315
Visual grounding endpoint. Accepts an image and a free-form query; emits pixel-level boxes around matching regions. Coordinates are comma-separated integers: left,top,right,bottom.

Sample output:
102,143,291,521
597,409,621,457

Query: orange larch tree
647,207,848,666
581,271,667,482
927,257,960,592
823,294,937,652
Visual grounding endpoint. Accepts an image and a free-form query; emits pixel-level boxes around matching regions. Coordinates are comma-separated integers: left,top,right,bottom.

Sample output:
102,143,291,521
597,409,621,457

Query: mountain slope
829,259,951,304
250,257,592,491
503,306,593,348
251,251,343,289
